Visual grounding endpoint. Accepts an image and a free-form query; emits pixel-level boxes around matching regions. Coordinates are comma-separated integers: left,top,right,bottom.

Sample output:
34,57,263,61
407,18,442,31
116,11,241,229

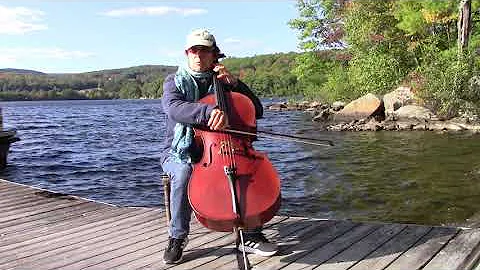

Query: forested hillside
0,54,305,101
0,65,177,100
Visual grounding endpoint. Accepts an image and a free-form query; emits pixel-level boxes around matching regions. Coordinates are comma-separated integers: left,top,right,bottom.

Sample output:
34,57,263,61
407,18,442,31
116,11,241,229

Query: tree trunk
458,0,472,55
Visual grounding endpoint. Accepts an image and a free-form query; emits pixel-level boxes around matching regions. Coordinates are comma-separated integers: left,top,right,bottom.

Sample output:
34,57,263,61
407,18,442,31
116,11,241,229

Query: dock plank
314,224,406,270
423,228,480,270
0,179,479,270
384,226,459,270
199,217,317,270
349,225,431,270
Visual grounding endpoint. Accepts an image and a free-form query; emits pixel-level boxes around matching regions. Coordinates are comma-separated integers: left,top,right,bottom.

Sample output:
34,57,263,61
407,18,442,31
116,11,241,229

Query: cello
187,74,282,268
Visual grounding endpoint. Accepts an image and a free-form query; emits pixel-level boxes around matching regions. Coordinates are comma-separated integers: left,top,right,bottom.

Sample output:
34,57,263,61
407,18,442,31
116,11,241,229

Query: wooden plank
384,226,459,270
83,223,216,269
0,205,132,243
0,208,156,253
8,218,169,270
0,187,38,198
0,194,85,219
314,224,406,270
423,228,480,270
278,223,380,270
76,223,210,270
117,216,288,270
349,225,431,270
0,191,56,206
251,219,358,270
166,216,290,270
190,217,314,270
214,218,331,270
0,202,106,233
0,196,84,215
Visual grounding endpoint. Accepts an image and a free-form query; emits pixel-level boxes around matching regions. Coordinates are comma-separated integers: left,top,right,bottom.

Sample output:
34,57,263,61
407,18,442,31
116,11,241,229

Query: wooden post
162,174,171,225
0,107,3,131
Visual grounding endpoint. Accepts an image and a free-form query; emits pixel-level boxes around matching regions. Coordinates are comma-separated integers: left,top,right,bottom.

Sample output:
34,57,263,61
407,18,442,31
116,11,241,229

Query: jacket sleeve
229,80,264,119
161,74,216,125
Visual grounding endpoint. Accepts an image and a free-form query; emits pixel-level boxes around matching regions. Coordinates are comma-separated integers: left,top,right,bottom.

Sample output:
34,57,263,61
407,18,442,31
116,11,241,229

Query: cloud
0,5,47,35
0,47,95,65
101,6,207,17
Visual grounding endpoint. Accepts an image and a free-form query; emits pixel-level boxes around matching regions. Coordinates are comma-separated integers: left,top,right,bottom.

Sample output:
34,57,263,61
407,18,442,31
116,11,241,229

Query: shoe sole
163,255,183,265
238,246,278,257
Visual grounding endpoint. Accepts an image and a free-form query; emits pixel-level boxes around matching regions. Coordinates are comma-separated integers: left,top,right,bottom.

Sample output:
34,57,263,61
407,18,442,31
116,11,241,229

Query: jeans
162,156,193,239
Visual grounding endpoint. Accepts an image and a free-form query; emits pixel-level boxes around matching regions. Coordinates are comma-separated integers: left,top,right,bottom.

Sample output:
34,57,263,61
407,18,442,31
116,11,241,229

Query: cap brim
185,40,214,50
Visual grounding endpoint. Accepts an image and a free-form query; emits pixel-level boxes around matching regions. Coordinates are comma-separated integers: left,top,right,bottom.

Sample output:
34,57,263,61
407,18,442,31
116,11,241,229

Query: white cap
185,29,216,50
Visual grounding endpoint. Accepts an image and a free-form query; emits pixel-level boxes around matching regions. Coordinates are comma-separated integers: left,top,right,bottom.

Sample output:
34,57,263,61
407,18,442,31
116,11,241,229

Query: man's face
186,46,216,72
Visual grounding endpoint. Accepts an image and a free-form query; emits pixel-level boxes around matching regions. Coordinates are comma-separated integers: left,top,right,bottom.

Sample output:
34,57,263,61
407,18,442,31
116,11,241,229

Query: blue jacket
160,73,263,163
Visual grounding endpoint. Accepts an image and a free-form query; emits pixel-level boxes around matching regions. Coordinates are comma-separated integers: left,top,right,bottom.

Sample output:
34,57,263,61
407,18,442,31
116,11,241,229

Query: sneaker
238,232,278,257
163,237,188,264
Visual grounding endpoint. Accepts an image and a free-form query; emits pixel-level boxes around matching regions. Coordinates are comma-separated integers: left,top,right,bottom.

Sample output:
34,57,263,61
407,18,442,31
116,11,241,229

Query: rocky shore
267,86,480,133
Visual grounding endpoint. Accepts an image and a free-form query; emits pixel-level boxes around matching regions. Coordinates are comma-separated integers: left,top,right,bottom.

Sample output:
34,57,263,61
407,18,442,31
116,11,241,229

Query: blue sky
0,1,301,73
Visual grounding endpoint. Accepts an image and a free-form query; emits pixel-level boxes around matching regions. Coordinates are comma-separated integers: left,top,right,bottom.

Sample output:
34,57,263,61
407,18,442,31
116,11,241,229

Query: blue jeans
162,156,193,239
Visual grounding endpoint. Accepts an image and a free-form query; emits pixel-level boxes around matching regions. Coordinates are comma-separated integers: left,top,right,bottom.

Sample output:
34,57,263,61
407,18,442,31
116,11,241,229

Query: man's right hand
207,108,226,130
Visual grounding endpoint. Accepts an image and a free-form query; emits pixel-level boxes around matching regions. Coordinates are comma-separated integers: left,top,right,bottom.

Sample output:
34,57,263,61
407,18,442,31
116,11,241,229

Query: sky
0,1,301,73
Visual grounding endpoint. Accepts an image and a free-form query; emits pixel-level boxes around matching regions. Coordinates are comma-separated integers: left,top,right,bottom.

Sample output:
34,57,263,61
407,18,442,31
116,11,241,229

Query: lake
1,99,479,228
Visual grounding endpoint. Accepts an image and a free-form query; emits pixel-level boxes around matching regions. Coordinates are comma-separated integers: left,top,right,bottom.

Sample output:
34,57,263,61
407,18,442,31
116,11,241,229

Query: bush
418,49,478,118
347,51,405,97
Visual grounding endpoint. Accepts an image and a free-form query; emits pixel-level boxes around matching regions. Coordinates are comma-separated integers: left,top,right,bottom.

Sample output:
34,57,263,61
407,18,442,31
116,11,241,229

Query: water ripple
0,99,479,227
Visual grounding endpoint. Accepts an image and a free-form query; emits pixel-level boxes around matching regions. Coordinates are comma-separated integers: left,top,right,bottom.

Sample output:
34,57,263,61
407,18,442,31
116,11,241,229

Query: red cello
187,76,281,233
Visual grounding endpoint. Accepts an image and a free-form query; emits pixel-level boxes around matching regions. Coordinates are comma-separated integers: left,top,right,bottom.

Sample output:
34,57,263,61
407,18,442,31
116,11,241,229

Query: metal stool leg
161,174,171,225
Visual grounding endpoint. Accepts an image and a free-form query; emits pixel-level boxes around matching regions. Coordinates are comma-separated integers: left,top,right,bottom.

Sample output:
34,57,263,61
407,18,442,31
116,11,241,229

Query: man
160,29,278,264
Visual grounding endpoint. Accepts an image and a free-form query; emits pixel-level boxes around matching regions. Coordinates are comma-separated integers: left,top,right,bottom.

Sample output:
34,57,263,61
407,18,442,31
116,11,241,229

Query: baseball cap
185,29,216,50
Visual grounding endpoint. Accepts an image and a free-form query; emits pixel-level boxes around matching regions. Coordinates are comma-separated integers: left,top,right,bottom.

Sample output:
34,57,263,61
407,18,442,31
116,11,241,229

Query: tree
458,0,472,55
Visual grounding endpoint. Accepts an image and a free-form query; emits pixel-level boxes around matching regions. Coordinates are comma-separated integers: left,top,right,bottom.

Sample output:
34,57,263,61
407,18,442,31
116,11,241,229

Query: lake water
1,99,479,228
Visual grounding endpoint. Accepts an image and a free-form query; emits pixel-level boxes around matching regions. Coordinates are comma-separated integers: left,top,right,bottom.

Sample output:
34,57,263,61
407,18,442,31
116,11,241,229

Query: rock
334,93,384,122
286,103,299,110
393,105,435,120
312,109,331,122
309,101,322,108
331,101,345,111
363,118,383,131
267,103,287,111
383,86,415,117
396,121,416,130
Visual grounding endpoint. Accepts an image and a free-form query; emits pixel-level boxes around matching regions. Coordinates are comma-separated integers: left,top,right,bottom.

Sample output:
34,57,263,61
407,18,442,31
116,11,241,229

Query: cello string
214,75,240,226
215,75,236,170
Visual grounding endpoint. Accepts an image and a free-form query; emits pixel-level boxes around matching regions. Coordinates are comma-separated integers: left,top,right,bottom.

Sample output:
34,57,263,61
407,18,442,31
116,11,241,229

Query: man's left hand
213,64,238,86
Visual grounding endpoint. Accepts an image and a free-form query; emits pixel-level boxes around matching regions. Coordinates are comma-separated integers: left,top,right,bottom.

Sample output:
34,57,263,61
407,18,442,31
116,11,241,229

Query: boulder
393,105,435,120
334,93,384,122
383,86,415,117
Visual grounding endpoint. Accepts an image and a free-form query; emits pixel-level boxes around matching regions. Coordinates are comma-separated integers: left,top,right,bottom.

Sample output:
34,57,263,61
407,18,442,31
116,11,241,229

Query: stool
161,174,171,224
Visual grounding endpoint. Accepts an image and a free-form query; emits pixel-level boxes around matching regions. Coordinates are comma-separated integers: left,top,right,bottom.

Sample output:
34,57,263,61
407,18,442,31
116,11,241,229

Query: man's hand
213,64,238,86
207,108,226,130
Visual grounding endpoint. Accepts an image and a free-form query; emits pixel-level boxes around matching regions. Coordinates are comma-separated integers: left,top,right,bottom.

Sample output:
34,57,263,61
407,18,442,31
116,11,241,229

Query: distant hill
0,65,178,77
0,64,179,100
0,68,46,75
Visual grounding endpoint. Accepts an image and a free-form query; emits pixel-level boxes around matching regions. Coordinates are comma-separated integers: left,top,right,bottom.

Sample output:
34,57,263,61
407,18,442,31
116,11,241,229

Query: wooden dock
1,178,480,270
